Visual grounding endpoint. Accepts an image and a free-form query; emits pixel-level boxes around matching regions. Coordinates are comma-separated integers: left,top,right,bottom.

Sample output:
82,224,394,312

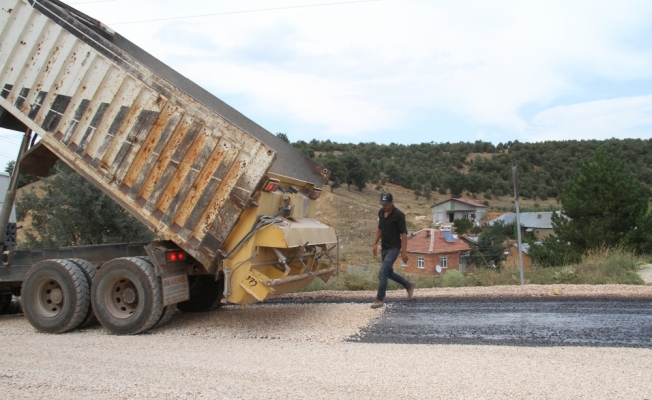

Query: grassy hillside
297,138,652,204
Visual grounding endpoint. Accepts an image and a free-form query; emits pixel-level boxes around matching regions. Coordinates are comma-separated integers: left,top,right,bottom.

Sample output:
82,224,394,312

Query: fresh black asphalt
350,297,652,348
269,295,652,347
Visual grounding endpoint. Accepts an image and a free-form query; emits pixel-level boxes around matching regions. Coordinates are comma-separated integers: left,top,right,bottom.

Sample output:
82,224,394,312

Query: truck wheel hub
50,288,63,304
122,288,137,304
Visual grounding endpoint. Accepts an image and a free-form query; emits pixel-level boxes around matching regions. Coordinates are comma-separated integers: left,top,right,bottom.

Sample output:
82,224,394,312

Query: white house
431,198,487,226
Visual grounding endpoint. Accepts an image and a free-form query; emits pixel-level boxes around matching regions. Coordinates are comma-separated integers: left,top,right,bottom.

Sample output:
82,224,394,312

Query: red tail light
263,178,281,192
165,251,186,263
308,188,322,199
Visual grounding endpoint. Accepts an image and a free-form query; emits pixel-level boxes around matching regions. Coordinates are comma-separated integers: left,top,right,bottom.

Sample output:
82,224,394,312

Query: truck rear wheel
91,257,163,335
152,304,177,329
67,258,98,328
22,259,90,333
177,275,224,313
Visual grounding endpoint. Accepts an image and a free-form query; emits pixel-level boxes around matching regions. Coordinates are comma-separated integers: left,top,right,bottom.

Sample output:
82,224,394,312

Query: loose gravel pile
1,285,651,399
149,303,383,343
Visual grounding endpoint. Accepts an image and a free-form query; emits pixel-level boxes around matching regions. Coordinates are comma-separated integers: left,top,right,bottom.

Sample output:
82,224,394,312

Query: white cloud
68,1,652,143
525,95,652,141
175,59,399,135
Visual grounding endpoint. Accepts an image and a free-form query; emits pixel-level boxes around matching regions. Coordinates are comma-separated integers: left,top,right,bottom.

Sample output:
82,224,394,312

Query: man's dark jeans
376,248,410,301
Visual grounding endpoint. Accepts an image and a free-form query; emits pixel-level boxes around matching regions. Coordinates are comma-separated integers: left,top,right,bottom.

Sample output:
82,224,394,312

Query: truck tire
177,275,224,313
91,257,163,335
135,256,178,329
152,304,177,329
67,258,98,328
21,259,90,334
0,292,12,315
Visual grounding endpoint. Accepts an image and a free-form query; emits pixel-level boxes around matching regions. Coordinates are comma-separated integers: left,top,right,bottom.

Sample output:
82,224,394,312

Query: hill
294,138,652,202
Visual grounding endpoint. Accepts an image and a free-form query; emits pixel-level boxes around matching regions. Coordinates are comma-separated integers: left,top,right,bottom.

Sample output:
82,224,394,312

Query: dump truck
0,0,338,334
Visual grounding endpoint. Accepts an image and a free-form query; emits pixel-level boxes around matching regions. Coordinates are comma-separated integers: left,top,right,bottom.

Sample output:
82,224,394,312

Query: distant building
404,229,472,274
431,198,486,226
488,212,560,241
504,242,533,270
459,234,479,248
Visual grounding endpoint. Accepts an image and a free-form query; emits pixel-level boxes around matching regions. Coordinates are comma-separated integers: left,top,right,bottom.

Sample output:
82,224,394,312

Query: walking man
371,192,415,308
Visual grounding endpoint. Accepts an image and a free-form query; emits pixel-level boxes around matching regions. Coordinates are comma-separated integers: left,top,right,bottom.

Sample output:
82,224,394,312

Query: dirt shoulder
277,284,652,303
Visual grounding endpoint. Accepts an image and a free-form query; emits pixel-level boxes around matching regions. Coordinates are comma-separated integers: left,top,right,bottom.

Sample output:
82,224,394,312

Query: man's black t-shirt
378,207,407,250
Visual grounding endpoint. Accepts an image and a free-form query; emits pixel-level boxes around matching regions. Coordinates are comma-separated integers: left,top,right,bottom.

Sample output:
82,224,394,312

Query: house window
440,256,448,269
437,212,444,221
417,257,425,269
463,213,469,219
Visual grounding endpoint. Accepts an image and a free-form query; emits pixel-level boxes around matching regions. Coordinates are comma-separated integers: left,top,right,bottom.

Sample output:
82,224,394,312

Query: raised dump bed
0,0,329,268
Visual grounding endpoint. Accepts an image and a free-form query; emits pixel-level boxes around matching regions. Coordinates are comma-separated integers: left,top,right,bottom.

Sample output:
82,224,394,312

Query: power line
109,0,381,25
0,136,21,146
0,151,17,159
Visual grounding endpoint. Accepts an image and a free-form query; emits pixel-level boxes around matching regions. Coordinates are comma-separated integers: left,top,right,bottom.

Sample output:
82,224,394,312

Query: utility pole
512,164,525,285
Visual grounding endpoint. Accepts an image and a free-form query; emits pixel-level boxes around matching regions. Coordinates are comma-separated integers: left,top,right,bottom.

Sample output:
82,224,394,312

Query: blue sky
1,0,652,167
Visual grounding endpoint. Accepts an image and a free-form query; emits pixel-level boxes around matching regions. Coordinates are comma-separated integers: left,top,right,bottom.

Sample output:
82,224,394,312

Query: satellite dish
435,265,442,274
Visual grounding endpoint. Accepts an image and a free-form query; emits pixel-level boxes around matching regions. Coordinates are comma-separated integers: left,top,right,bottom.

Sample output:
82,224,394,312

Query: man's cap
380,192,393,205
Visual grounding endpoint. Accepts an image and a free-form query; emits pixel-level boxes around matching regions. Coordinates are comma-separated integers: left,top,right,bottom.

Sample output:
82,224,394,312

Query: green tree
472,228,506,268
276,132,290,143
444,170,467,198
471,220,516,268
16,162,155,249
340,152,369,191
320,153,345,192
423,182,432,201
467,171,486,196
527,235,580,267
552,148,652,254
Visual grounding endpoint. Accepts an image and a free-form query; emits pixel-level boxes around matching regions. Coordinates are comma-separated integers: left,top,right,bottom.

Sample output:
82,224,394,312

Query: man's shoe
407,282,415,299
370,299,384,309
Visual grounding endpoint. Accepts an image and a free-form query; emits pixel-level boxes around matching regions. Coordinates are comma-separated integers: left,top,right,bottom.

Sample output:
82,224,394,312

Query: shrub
342,272,375,291
442,270,466,287
453,218,473,234
573,246,643,284
553,266,578,283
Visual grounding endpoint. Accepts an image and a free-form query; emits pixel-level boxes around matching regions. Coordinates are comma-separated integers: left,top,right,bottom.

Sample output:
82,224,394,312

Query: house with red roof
403,229,472,275
431,198,487,226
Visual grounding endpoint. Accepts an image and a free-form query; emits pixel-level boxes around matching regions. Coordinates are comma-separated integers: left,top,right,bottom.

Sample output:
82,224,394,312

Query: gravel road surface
1,285,651,399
